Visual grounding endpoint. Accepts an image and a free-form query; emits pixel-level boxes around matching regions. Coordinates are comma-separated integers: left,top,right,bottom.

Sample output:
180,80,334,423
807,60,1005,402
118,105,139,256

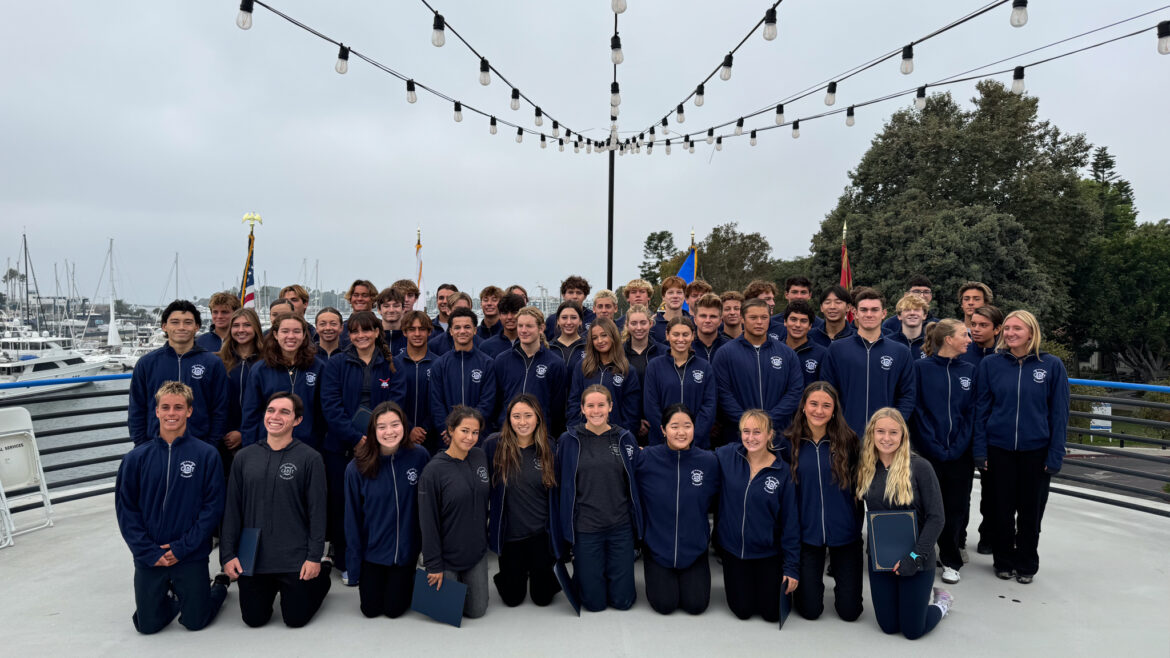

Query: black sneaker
214,573,231,588
995,569,1014,580
1015,574,1033,584
976,540,993,555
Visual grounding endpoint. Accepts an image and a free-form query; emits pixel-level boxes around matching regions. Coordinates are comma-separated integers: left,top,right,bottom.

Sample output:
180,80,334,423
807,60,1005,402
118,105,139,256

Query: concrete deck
2,482,1168,657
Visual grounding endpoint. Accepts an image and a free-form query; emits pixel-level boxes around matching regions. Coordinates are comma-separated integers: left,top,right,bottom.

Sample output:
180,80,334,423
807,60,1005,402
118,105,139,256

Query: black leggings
868,568,941,640
643,552,711,615
795,540,863,622
493,533,561,607
358,561,415,618
323,449,351,572
237,567,332,628
720,551,782,622
932,453,974,571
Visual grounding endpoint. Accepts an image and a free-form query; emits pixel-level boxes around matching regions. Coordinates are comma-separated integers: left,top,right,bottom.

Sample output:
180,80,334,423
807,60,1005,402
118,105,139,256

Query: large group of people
114,272,1069,639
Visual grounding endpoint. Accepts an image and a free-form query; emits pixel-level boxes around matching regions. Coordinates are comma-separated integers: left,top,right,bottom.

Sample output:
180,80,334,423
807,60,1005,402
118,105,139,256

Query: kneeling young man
115,381,228,634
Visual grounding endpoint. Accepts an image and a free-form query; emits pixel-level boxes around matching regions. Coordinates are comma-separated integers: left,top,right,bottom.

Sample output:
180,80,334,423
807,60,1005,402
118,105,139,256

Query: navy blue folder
237,528,260,577
554,562,580,617
866,510,918,572
411,569,468,627
778,589,792,630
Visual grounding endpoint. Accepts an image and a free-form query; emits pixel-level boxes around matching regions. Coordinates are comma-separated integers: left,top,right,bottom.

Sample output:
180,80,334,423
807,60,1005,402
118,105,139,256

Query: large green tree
655,223,778,294
639,231,677,287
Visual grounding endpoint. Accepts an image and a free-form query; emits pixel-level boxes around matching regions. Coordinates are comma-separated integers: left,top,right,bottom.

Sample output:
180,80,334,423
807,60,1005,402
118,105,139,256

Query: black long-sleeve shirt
220,439,327,575
418,448,490,573
862,454,944,566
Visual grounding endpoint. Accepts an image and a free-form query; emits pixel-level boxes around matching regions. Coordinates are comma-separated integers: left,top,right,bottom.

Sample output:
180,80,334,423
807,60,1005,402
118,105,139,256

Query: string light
611,34,624,65
901,44,914,75
662,117,669,132
612,103,620,117
535,107,543,127
613,0,627,15
611,82,621,107
824,81,837,106
688,139,695,154
665,139,672,155
479,58,491,86
1159,21,1170,54
453,101,463,122
432,14,446,47
735,117,744,136
406,79,417,103
236,0,254,30
706,128,715,145
1011,65,1025,94
676,104,686,123
516,127,523,143
574,140,581,153
915,86,927,109
489,116,497,134
646,141,653,155
587,140,593,154
552,121,560,138
791,119,800,138
750,129,758,146
846,105,855,126
694,84,705,107
715,136,723,151
510,88,521,111
541,134,547,149
775,103,785,125
720,54,734,81
763,8,778,41
1010,0,1028,28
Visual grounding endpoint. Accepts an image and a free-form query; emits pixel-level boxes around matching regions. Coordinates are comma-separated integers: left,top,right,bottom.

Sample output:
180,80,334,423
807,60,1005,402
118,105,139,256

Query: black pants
132,559,228,634
323,449,351,572
931,453,974,571
237,566,332,628
989,446,1051,577
643,552,711,615
795,540,863,622
721,551,783,622
975,465,993,547
358,561,415,618
494,533,561,607
868,568,941,640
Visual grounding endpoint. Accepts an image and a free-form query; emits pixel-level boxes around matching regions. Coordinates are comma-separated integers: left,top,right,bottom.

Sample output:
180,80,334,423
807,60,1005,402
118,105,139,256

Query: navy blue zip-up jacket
882,314,940,335
115,433,225,568
545,308,595,340
484,434,561,557
549,336,586,367
428,347,498,433
793,438,862,547
240,359,327,449
383,329,407,357
692,332,730,364
911,354,976,462
791,339,828,388
888,330,928,362
320,346,407,454
128,343,229,446
767,315,787,344
821,334,917,436
711,335,803,441
566,362,642,432
224,355,259,434
480,333,518,358
428,331,485,357
634,445,720,569
194,331,225,354
973,351,1070,472
492,343,568,430
959,341,997,369
343,447,431,584
714,444,800,575
808,321,856,348
642,353,717,448
649,310,690,344
553,425,643,548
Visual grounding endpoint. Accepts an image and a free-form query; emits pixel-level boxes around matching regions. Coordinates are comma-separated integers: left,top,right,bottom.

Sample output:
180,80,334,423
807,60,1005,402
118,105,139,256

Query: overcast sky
2,0,1167,306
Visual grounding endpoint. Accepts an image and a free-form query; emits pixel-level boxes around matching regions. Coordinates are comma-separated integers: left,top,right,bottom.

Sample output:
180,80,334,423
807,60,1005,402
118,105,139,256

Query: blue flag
677,246,696,311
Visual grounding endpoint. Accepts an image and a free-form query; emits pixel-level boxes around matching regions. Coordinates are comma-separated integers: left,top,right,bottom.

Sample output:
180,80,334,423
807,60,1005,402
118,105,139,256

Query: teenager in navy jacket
634,404,720,615
715,409,800,622
215,308,262,477
785,383,864,622
783,300,828,388
493,308,568,434
809,285,856,348
567,318,642,433
128,300,228,446
549,300,587,368
912,319,977,584
973,311,1069,584
344,402,430,618
395,310,440,454
554,385,643,612
428,308,498,437
240,314,325,450
484,395,562,607
711,299,803,447
643,317,716,448
115,381,228,634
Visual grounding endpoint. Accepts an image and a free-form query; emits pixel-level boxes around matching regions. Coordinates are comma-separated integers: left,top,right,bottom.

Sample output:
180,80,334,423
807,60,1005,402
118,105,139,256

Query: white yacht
0,330,109,399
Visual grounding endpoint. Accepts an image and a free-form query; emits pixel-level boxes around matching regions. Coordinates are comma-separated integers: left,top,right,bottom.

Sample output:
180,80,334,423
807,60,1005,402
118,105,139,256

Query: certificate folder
554,562,580,616
237,528,260,577
777,590,792,630
866,510,918,572
411,569,468,627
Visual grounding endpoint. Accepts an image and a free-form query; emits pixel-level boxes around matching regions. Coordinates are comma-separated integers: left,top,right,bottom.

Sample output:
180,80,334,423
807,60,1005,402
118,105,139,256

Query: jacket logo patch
178,460,196,478
305,372,317,386
1033,368,1047,383
425,368,432,379
880,355,894,370
535,364,548,378
610,444,621,457
959,376,972,390
533,457,543,471
804,359,818,373
763,475,780,494
918,352,927,359
691,370,704,383
612,374,625,386
476,466,489,483
279,463,297,480
770,356,783,370
470,368,483,383
768,332,780,342
379,378,390,389
624,444,634,458
406,468,419,484
690,469,704,486
190,364,206,380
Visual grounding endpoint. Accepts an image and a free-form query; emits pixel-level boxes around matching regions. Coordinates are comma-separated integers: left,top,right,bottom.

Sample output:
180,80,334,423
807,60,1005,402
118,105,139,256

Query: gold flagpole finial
842,220,848,241
690,228,695,248
242,212,262,229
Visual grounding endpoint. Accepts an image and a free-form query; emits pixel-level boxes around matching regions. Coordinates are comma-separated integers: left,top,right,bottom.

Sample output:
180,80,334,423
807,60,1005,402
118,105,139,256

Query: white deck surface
2,482,1168,657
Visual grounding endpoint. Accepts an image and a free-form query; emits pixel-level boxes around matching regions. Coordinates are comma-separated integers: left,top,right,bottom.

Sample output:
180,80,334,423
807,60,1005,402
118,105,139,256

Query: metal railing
2,374,1170,517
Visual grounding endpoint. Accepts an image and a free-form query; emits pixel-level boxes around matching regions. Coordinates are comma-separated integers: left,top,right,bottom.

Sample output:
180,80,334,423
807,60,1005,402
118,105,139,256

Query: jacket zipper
737,449,754,559
570,436,581,544
161,441,173,512
460,352,466,405
754,346,763,407
673,449,681,568
945,361,953,452
814,440,826,545
1014,359,1023,450
391,454,400,564
864,342,873,421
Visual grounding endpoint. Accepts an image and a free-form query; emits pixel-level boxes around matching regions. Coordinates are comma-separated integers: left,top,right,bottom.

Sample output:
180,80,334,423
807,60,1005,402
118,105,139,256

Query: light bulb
1011,66,1025,95
901,45,914,75
489,116,497,135
775,103,785,125
453,101,462,123
688,141,695,153
612,103,620,117
649,126,656,138
791,120,800,139
715,136,723,151
613,0,627,14
735,118,744,136
432,14,446,47
406,79,417,104
574,141,581,153
559,138,565,152
541,135,547,149
611,35,624,65
665,139,672,155
662,117,669,132
587,140,593,154
676,104,685,123
719,54,733,81
763,8,777,41
694,84,705,107
915,86,927,110
552,121,560,138
706,128,714,145
824,81,837,106
510,88,520,111
1158,21,1170,54
846,106,855,126
236,0,253,30
750,130,757,146
516,128,523,144
479,58,491,86
1010,0,1028,28
611,82,621,107
646,143,652,155
335,45,349,74
534,107,543,127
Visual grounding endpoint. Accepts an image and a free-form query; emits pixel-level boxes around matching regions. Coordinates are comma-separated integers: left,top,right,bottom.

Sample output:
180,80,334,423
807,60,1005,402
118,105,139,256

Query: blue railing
1069,378,1170,394
0,373,132,390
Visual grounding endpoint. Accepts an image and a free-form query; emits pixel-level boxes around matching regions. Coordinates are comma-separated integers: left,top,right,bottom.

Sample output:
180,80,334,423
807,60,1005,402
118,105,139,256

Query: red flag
840,221,853,322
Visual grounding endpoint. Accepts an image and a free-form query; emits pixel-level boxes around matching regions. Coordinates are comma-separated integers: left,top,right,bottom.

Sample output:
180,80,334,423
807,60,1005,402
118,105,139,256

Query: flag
677,232,697,312
414,230,427,312
840,220,853,322
240,226,256,309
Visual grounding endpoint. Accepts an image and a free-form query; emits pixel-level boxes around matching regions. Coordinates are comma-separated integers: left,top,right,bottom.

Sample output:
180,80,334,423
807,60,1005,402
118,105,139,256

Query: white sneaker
941,566,961,584
932,588,954,617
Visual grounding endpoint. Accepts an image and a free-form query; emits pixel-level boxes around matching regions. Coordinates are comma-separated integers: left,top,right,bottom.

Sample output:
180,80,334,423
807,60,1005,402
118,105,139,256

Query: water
19,378,132,487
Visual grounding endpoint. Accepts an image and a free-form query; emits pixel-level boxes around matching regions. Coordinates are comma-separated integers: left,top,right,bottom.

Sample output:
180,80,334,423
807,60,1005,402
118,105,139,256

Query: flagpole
240,212,262,307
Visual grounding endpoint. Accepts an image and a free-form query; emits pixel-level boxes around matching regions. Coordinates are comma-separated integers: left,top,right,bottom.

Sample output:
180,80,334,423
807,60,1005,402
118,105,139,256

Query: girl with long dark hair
241,313,324,449
216,307,262,475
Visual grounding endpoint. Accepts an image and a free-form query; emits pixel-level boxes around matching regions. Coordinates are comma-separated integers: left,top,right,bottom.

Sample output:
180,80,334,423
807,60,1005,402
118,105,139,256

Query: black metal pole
607,148,615,290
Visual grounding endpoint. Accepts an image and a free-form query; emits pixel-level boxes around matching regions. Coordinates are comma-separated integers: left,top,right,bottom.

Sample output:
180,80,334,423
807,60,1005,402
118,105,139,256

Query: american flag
240,228,256,308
